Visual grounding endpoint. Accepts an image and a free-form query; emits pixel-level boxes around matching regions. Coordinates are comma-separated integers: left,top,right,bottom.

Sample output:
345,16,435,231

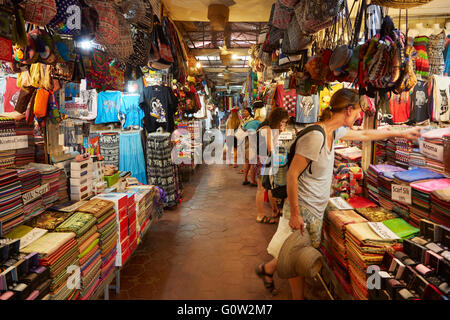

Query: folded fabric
382,218,420,240
346,222,398,246
31,210,75,230
55,212,97,237
20,232,76,256
432,187,450,202
78,199,115,218
410,179,450,193
347,196,378,209
393,168,445,183
327,210,368,232
421,127,450,139
355,207,399,222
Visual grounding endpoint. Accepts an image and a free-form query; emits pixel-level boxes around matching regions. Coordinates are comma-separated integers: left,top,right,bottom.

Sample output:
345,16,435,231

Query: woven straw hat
277,230,323,279
370,0,433,9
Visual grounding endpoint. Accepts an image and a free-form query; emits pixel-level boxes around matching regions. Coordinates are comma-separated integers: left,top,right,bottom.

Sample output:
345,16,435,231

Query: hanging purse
91,0,119,45
272,1,294,30
50,61,75,81
34,87,50,118
23,0,57,26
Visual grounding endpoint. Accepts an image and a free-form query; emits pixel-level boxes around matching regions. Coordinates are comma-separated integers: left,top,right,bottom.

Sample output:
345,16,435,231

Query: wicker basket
220,53,232,66
208,4,229,31
370,0,433,9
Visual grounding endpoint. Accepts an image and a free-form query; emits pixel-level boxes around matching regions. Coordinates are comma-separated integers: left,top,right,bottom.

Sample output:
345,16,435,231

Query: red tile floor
110,164,295,300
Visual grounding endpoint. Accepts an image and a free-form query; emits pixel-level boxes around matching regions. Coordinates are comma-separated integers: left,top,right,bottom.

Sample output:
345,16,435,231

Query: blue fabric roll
119,132,147,184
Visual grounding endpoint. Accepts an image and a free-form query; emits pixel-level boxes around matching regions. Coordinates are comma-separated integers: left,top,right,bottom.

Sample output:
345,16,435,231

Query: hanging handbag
136,0,154,33
34,87,49,118
92,0,119,45
272,1,294,30
71,54,86,83
23,0,57,26
104,15,134,61
50,61,75,81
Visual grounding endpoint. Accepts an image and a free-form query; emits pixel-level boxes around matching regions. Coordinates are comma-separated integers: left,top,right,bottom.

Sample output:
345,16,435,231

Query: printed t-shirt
95,91,121,124
3,77,20,112
139,85,176,133
120,95,144,129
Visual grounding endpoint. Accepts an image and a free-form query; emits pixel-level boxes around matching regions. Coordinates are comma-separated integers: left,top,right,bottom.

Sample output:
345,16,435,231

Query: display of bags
23,0,57,26
272,1,294,30
104,15,134,61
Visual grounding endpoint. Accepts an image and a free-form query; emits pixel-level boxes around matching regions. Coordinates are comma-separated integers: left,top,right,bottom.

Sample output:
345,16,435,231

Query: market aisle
110,164,291,300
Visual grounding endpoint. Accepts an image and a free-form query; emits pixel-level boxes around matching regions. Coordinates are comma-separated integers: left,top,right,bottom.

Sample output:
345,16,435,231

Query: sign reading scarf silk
48,0,82,35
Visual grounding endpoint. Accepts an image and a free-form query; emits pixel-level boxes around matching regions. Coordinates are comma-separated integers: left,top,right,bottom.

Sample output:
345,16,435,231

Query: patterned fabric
413,36,430,78
428,31,446,76
99,132,120,168
55,211,96,237
146,133,178,207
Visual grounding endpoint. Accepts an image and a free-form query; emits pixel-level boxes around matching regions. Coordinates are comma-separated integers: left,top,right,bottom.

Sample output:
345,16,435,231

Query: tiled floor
110,164,292,300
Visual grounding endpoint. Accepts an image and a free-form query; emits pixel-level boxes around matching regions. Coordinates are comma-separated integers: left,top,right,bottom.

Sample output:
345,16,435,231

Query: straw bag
92,0,119,45
370,0,433,9
105,16,134,61
23,0,57,26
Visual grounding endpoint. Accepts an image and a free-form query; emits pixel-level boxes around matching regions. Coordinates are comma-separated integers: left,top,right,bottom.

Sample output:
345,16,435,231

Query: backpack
262,124,326,199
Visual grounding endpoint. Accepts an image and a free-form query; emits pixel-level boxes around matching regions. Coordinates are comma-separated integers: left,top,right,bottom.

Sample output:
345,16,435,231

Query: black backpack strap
288,125,326,176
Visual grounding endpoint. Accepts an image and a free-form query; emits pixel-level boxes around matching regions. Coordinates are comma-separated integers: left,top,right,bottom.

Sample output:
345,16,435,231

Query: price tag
419,140,443,161
0,136,28,151
329,197,354,210
391,184,412,205
368,222,401,240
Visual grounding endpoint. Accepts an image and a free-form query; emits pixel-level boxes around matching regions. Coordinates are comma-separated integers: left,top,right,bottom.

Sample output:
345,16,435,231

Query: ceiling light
218,73,223,77
79,40,93,50
196,62,202,69
232,54,238,60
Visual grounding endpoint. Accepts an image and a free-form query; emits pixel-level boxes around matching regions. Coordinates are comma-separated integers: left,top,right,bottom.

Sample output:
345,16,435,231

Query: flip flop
243,181,250,185
256,216,277,224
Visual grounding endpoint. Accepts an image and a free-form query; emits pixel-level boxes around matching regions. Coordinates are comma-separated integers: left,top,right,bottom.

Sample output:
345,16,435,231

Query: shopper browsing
255,108,289,224
255,88,421,298
225,108,242,168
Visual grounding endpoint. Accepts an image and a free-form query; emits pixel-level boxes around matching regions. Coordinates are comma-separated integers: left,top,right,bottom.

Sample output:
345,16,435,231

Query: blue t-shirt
96,91,121,124
120,95,145,129
243,120,261,131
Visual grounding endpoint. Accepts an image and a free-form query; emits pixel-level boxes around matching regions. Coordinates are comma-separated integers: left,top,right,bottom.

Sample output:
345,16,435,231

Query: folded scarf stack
21,232,80,300
0,169,24,234
55,212,99,300
26,163,61,209
15,167,44,221
345,222,399,300
77,199,118,288
430,188,450,226
126,186,154,241
377,166,406,213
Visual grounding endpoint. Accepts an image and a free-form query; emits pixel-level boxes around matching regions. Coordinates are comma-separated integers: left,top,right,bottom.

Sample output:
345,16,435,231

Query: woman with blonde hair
255,88,421,297
225,108,242,168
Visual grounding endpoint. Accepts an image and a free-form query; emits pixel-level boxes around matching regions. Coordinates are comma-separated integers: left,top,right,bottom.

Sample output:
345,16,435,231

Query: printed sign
391,184,412,205
0,135,28,151
368,222,401,240
22,184,50,205
419,140,444,162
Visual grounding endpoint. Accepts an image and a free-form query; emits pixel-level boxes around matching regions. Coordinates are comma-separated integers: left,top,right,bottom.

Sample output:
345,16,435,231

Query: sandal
256,216,277,224
272,209,282,218
255,263,279,296
243,181,250,185
250,183,257,187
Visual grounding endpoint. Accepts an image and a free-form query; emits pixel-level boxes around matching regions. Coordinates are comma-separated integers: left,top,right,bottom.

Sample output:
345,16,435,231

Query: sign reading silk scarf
99,132,119,168
48,0,82,35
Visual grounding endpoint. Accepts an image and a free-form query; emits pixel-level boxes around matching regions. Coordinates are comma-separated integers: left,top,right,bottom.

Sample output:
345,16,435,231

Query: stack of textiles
377,166,406,212
34,136,45,163
346,196,377,209
355,207,398,222
14,121,35,166
333,163,364,198
382,218,420,240
77,199,117,286
0,150,15,169
345,222,399,300
26,163,60,209
430,187,450,226
421,128,450,174
366,165,400,205
126,187,153,242
55,212,100,300
386,139,397,165
21,232,80,300
334,147,362,167
324,210,368,292
56,169,69,203
15,167,44,221
0,117,16,136
409,179,450,227
409,148,427,168
393,168,446,226
374,140,387,164
394,137,413,169
0,169,24,234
